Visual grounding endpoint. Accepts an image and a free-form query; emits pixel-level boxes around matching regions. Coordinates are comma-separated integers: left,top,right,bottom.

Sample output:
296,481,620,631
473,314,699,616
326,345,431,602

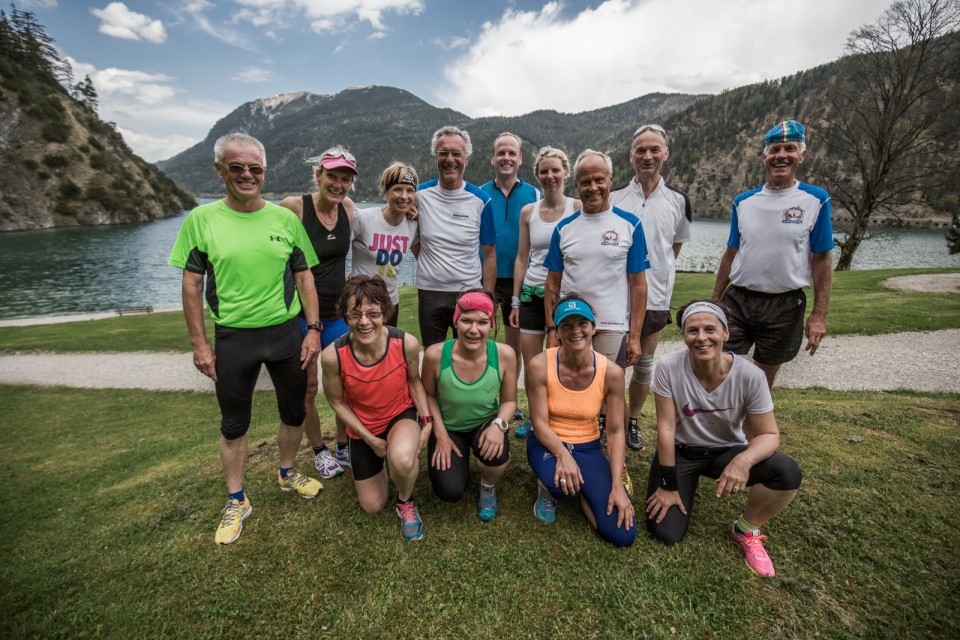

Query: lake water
0,207,957,320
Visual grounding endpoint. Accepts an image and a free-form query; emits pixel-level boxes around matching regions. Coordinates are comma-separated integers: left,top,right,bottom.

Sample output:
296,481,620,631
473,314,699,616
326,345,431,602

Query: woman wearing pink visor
280,146,359,479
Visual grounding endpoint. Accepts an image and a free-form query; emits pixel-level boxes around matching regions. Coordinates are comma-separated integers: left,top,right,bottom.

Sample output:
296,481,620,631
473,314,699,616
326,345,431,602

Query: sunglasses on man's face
221,163,265,176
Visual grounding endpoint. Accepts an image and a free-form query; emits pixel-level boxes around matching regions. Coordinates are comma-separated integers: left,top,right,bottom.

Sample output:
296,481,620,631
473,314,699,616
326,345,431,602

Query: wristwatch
305,322,322,332
491,417,509,433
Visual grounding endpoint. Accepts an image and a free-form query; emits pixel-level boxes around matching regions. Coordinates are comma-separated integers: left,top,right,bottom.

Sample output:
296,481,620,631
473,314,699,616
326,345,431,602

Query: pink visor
320,155,358,174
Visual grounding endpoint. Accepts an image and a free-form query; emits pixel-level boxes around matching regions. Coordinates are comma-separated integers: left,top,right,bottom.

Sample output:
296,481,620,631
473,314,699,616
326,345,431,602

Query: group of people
169,117,833,578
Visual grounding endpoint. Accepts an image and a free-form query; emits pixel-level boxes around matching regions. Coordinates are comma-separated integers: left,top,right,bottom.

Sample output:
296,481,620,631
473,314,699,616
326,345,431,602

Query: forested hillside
157,87,703,200
0,9,195,231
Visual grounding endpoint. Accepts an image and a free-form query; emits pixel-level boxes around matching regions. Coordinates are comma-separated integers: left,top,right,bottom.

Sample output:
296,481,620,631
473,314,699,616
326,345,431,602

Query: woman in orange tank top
525,295,636,547
320,276,433,542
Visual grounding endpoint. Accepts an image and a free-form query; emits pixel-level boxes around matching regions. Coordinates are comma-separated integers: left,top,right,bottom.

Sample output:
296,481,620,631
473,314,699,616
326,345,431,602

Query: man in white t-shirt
544,149,650,442
610,124,692,451
414,126,497,347
712,120,834,389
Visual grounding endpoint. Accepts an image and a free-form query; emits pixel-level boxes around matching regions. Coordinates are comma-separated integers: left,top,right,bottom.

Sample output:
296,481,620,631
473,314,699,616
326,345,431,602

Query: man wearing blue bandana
711,120,834,389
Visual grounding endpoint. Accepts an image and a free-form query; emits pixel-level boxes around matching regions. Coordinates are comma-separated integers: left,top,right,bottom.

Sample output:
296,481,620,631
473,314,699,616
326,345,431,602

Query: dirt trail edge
2,329,958,394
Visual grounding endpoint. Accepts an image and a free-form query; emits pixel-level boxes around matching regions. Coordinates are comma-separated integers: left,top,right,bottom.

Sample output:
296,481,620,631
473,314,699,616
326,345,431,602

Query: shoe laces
286,470,309,488
220,499,243,524
479,484,496,507
537,491,556,513
741,532,770,557
398,501,419,524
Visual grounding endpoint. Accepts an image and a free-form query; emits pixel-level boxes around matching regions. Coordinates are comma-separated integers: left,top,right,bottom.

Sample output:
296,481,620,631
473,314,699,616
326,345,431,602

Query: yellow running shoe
623,467,635,499
277,468,323,499
215,496,252,545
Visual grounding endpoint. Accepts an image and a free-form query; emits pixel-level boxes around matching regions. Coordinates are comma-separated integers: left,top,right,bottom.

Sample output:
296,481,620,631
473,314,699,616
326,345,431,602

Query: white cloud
233,68,275,83
182,0,260,52
433,35,468,50
90,2,166,44
368,31,386,40
20,0,58,8
66,57,232,162
233,0,424,34
439,0,892,117
115,126,199,163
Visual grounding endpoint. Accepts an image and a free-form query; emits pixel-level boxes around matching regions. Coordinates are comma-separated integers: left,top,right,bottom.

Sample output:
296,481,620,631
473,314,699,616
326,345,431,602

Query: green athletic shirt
168,199,319,328
436,339,501,432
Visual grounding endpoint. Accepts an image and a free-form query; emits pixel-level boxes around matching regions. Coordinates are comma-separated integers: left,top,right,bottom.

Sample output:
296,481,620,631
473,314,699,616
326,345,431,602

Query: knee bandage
632,354,655,385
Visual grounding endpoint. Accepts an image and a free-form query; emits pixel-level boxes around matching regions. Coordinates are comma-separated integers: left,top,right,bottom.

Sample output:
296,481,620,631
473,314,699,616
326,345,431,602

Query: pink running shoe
732,522,776,577
396,500,424,542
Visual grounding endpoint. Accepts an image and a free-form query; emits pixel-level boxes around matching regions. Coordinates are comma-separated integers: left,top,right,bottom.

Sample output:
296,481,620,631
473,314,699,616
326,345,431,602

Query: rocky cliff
0,9,195,232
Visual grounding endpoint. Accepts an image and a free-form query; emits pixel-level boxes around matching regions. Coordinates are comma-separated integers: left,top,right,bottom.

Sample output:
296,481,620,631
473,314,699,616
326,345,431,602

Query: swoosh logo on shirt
682,403,731,417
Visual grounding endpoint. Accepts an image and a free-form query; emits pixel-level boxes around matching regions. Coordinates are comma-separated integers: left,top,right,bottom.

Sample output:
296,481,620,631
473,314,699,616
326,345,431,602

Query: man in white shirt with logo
712,120,834,389
544,149,650,443
415,126,497,347
610,124,692,452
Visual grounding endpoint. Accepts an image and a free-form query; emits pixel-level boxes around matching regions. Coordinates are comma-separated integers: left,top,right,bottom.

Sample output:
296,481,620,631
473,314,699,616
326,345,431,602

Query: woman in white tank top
508,147,581,437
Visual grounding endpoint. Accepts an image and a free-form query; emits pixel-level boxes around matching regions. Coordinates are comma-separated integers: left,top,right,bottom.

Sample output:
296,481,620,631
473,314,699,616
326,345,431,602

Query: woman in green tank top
421,290,518,522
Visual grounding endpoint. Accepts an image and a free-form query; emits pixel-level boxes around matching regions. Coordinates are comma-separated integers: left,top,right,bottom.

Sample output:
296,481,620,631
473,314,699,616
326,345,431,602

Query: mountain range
159,59,957,223
157,87,703,204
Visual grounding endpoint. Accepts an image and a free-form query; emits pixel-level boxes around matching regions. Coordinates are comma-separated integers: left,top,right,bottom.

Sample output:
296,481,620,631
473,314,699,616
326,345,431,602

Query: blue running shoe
477,483,499,522
513,408,524,421
534,485,556,524
514,418,532,438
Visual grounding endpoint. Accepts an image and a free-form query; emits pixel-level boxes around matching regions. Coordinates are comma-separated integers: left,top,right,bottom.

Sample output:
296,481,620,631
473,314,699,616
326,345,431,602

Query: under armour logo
269,235,282,242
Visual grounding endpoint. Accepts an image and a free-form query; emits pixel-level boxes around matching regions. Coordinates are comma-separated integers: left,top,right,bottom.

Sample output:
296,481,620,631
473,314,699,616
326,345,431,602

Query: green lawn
0,386,957,638
1,267,958,638
1,267,957,353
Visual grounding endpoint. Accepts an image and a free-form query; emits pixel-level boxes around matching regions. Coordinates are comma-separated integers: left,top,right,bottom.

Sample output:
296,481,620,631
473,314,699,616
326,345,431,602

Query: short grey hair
763,141,806,156
632,124,669,147
573,149,613,179
431,125,473,157
214,133,266,166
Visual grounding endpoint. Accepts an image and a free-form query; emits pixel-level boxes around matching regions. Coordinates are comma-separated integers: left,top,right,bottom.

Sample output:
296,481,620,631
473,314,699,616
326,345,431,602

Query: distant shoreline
0,308,181,327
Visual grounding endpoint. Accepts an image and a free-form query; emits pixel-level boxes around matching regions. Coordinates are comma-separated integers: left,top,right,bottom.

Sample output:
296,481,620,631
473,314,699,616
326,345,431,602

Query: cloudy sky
22,0,892,162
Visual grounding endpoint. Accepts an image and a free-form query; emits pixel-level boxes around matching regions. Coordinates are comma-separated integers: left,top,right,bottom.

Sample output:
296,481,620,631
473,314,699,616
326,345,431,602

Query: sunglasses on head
320,149,356,163
633,124,666,137
221,163,265,176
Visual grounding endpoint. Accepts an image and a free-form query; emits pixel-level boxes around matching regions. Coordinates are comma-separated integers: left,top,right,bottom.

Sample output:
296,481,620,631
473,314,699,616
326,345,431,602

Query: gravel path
2,275,957,394
1,329,958,393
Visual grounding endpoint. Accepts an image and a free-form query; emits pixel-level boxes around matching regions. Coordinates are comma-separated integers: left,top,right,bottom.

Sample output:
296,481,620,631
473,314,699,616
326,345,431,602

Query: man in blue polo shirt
712,120,834,389
481,132,541,423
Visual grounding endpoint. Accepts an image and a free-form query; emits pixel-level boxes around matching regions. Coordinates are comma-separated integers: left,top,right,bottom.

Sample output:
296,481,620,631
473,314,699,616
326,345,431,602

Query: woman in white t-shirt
645,300,802,578
508,147,580,437
350,163,420,326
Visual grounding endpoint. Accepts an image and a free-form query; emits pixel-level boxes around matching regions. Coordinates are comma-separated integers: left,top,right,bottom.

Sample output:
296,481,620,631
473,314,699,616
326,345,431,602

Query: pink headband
454,292,495,324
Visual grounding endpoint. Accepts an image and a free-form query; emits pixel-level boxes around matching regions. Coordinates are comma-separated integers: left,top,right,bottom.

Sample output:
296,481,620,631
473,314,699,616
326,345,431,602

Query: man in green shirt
169,132,324,545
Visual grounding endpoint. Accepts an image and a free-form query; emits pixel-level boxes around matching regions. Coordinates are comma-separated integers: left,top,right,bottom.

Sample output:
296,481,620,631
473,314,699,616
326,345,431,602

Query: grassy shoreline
0,267,957,353
1,266,958,638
